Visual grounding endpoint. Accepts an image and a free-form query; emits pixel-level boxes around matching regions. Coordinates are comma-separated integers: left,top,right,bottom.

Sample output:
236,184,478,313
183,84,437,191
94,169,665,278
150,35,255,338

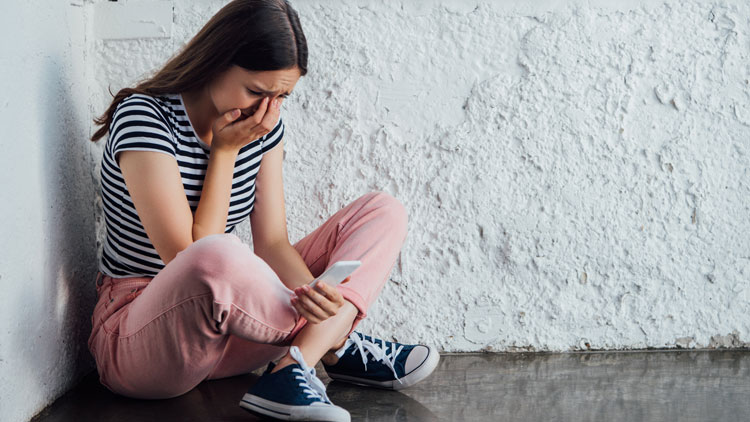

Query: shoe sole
327,345,440,390
239,394,350,421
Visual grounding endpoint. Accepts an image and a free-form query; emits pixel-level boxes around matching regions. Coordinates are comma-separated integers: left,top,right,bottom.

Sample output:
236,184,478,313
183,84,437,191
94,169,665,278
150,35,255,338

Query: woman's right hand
211,96,281,153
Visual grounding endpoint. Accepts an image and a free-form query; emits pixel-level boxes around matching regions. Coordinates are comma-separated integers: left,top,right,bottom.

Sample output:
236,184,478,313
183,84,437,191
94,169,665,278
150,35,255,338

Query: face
207,65,301,119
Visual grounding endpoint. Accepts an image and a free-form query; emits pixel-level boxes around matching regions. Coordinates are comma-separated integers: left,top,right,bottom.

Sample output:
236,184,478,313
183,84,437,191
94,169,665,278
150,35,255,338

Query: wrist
210,146,240,158
254,241,316,290
286,276,315,291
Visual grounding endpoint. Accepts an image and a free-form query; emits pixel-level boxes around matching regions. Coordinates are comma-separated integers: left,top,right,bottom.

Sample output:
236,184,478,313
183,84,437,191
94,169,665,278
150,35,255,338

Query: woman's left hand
291,278,348,324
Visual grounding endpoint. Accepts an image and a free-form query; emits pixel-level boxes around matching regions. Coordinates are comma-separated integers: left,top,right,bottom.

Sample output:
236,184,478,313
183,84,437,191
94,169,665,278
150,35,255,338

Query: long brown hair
90,0,307,142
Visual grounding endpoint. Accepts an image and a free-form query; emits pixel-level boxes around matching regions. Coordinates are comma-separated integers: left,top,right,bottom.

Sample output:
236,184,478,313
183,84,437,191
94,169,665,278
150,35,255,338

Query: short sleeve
108,95,177,165
261,116,285,153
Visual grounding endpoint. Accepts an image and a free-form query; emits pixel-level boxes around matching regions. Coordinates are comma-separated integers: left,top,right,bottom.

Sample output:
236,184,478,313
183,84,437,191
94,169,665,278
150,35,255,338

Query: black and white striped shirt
98,93,284,278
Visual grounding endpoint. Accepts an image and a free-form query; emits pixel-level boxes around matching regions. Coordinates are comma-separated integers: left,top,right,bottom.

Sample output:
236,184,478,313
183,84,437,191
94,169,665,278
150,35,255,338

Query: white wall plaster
0,2,98,422
88,0,750,355
94,0,173,41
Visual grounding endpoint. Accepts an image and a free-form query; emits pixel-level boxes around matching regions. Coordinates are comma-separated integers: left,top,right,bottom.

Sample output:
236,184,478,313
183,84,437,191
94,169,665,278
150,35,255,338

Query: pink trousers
87,191,407,399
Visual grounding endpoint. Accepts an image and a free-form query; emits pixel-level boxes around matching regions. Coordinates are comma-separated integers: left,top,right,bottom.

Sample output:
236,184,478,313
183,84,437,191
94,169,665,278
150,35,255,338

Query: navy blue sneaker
239,346,350,421
322,332,439,390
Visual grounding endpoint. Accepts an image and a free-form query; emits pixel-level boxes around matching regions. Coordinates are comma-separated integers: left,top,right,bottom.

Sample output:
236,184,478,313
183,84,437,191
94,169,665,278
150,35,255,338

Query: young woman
86,1,438,420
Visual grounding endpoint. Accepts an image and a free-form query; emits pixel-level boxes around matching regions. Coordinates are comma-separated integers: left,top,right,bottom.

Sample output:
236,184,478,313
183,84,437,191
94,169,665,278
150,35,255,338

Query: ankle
330,336,347,352
270,355,296,374
321,351,340,366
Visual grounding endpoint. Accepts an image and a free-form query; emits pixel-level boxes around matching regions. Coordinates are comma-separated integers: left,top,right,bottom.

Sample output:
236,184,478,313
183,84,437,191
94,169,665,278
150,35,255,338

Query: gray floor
31,350,750,422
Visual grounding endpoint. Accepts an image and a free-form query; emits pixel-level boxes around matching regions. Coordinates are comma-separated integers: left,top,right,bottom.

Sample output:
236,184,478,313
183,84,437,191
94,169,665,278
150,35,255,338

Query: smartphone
309,260,361,288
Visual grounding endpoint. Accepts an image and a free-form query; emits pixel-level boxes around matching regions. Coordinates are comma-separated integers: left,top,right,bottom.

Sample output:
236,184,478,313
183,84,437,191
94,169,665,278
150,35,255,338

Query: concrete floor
31,350,750,422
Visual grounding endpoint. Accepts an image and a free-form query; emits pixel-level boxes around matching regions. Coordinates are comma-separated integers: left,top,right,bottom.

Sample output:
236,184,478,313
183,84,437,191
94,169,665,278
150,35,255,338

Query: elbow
253,238,290,260
162,240,195,267
192,224,215,244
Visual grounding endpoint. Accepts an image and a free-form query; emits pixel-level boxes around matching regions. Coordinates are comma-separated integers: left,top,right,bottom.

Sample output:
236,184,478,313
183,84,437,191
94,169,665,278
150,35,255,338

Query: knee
178,233,257,282
367,191,408,240
177,234,287,296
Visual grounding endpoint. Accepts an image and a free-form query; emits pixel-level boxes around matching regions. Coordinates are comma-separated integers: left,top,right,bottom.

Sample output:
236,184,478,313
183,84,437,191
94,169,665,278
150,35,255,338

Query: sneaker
239,345,350,421
322,332,440,390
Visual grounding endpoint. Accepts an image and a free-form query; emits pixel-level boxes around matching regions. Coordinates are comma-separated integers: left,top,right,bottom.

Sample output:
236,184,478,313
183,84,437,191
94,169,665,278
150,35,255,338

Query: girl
86,1,439,421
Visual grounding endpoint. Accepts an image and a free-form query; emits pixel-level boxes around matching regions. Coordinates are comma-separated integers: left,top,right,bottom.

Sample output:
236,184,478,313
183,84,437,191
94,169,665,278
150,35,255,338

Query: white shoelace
289,345,331,403
342,333,405,384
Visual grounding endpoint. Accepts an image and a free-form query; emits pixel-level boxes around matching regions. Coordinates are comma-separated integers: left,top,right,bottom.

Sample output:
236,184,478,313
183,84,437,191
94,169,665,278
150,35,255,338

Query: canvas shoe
239,345,350,421
322,332,439,390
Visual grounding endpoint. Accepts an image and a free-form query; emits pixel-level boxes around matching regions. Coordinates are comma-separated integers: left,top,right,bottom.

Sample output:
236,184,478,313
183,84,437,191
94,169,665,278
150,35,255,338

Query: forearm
192,148,238,241
255,241,316,290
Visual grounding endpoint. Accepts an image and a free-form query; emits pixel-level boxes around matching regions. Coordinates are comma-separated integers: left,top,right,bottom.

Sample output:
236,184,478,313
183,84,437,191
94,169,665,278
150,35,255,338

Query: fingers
259,97,281,129
302,284,339,317
308,283,343,314
314,281,344,304
291,283,343,324
251,97,270,125
297,293,331,321
291,296,323,324
240,96,280,135
212,108,241,132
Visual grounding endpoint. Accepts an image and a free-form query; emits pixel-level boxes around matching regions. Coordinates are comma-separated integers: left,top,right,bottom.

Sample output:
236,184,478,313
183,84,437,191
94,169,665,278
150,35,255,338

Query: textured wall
88,0,750,357
0,1,99,421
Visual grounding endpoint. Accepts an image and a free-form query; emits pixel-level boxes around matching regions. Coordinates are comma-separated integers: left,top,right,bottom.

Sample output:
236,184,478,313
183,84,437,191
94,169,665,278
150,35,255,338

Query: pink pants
87,191,407,399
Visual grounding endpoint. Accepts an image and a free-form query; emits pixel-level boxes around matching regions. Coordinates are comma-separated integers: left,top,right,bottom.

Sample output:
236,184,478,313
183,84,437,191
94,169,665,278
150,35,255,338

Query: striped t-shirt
98,93,284,278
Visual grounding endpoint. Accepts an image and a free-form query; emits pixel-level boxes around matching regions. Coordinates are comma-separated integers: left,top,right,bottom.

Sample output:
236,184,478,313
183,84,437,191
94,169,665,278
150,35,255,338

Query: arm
256,241,315,290
119,99,280,266
191,148,238,241
251,133,348,324
250,137,314,289
119,149,236,265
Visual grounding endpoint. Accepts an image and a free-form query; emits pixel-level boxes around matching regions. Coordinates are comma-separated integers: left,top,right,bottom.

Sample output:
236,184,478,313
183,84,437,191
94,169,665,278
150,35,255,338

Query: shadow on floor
30,350,750,421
